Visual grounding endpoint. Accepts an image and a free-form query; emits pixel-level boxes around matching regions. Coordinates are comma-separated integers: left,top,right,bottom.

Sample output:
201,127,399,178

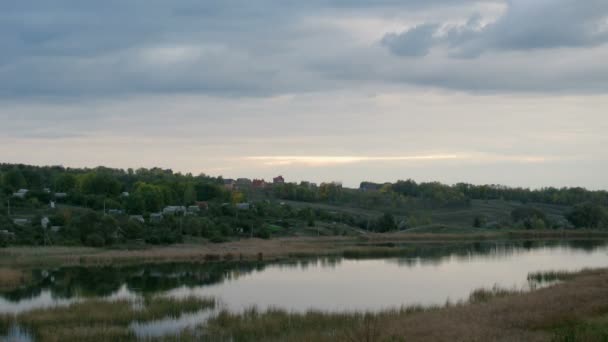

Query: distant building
54,193,68,199
188,205,200,213
359,182,381,193
43,188,51,194
0,230,15,239
49,201,56,209
195,201,209,210
273,176,285,184
236,178,252,190
223,179,236,191
162,206,186,215
12,189,29,199
41,217,50,229
252,179,266,189
50,226,62,233
150,213,163,223
108,209,124,216
129,215,145,224
121,192,130,197
13,218,30,226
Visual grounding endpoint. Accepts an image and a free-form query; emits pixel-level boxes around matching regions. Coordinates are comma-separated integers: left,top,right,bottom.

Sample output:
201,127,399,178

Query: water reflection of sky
1,241,607,314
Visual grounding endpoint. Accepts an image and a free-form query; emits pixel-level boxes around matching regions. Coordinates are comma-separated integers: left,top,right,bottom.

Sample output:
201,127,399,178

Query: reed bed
0,296,215,342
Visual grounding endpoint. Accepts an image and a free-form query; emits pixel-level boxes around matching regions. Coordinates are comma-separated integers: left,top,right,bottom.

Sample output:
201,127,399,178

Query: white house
163,206,186,215
41,217,50,229
150,213,163,223
12,189,29,199
13,218,30,226
130,215,145,223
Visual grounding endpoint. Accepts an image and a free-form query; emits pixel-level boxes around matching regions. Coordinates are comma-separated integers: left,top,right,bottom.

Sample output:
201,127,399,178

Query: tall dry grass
0,268,29,290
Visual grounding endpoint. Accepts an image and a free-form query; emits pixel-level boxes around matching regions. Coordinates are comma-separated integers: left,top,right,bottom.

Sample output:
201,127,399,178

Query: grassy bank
1,230,607,270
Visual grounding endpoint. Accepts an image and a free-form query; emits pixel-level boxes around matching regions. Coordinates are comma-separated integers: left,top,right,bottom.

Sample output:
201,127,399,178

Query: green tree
183,183,197,205
376,213,397,232
566,203,608,229
3,170,26,191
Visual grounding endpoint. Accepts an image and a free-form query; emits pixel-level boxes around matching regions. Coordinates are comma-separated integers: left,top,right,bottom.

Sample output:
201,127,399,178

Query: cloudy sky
1,0,607,188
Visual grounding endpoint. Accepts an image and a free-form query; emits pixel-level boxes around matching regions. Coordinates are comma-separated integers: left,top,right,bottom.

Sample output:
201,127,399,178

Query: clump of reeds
527,270,579,284
0,268,30,290
0,296,215,342
468,286,521,304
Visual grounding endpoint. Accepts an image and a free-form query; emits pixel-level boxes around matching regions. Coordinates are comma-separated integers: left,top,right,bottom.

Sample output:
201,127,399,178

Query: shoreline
0,229,606,270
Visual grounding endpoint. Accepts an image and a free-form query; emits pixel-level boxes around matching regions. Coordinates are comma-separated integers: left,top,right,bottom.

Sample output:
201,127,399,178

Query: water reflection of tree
385,240,607,267
0,240,605,302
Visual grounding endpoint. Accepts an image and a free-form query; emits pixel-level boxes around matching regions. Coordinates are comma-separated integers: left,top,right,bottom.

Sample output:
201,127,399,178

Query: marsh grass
201,306,434,342
528,270,581,284
467,285,522,303
0,268,30,290
0,296,215,342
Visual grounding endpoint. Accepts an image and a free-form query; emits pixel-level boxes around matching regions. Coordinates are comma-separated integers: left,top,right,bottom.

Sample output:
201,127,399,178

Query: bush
85,233,106,247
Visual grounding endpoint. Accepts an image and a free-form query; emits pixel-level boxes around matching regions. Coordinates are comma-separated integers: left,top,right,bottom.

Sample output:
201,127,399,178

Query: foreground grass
0,296,215,342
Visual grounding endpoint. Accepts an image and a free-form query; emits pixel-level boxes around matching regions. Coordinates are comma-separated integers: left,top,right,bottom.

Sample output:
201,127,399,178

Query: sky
1,0,607,189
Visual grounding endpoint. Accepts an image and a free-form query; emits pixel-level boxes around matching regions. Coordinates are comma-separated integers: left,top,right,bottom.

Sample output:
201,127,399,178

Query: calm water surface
1,240,607,314
2,240,607,339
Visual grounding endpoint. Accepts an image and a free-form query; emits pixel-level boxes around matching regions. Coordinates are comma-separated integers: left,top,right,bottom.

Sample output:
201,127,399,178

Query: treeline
391,180,608,207
0,164,230,213
271,179,608,209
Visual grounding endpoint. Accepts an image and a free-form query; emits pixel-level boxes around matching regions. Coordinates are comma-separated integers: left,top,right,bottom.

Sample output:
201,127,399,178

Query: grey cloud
383,0,608,58
381,24,438,57
1,0,608,99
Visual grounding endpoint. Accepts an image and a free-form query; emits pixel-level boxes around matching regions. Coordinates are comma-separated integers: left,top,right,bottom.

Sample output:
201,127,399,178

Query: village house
273,175,285,184
359,182,381,193
41,217,50,229
130,215,145,223
252,179,266,189
187,205,200,214
150,213,163,223
0,230,16,240
223,179,236,191
195,201,209,210
54,193,68,199
121,192,130,197
162,206,186,215
236,178,252,190
108,209,124,216
12,189,29,199
13,218,30,226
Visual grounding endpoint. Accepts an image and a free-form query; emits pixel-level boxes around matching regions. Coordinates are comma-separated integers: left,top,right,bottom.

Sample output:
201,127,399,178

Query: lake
1,240,607,339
